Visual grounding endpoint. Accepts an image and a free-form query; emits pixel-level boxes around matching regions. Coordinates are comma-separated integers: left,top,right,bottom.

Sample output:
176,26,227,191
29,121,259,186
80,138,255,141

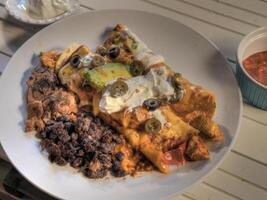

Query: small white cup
236,27,267,110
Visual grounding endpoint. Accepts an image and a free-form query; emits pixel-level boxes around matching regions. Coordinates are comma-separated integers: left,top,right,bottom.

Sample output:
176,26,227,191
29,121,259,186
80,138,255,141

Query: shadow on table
1,17,44,55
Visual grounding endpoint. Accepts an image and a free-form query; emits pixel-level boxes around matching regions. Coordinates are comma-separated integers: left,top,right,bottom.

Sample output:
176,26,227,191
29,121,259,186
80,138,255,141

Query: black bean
101,133,113,143
84,142,97,153
76,149,85,157
66,155,76,163
112,135,122,144
98,153,112,169
49,146,61,158
40,139,52,150
37,110,128,179
36,131,47,139
55,157,67,166
71,158,83,168
113,169,126,177
56,116,70,122
84,169,107,179
100,143,113,153
58,132,70,143
93,117,102,125
65,122,75,133
48,132,57,140
112,160,121,172
71,133,79,141
115,152,124,161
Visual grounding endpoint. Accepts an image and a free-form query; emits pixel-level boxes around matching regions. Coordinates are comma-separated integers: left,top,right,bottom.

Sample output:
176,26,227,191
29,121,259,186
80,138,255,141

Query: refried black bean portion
39,111,126,178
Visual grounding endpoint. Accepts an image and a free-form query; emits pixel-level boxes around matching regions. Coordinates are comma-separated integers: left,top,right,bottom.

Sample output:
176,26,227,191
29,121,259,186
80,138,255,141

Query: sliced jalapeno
145,118,162,134
110,80,128,97
91,55,105,67
166,89,184,104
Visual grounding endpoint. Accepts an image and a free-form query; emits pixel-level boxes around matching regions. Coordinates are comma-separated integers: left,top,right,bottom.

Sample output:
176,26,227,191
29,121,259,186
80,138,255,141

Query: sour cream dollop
99,66,174,114
27,0,70,19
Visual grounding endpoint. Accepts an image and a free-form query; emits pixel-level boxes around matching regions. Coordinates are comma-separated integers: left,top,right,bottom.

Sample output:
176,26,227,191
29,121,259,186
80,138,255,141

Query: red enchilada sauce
243,51,267,86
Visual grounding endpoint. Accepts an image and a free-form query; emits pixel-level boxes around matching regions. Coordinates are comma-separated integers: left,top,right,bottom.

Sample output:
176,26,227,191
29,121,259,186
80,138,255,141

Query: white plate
6,0,79,25
0,10,242,200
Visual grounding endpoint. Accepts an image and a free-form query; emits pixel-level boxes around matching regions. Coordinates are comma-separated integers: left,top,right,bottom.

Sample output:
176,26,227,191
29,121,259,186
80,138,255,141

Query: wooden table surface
0,0,267,200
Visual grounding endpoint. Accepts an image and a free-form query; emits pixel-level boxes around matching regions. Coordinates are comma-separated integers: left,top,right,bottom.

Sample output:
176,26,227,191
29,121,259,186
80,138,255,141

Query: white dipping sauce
27,0,70,19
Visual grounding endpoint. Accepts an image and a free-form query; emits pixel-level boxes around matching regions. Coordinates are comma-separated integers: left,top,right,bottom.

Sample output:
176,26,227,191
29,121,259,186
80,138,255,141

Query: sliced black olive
115,152,124,161
69,55,81,68
143,98,161,111
110,80,128,97
145,118,162,134
91,55,105,67
107,46,120,59
130,60,145,76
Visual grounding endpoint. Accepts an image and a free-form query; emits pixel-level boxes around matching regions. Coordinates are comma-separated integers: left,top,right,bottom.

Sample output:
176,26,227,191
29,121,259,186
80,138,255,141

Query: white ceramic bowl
236,27,267,110
5,0,79,25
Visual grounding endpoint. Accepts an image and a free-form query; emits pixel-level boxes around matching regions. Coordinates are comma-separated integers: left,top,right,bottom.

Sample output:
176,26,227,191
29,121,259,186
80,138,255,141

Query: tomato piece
163,142,186,167
243,51,267,86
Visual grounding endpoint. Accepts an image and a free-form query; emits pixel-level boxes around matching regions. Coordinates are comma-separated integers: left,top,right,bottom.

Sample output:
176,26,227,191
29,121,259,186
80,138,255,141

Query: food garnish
144,118,162,134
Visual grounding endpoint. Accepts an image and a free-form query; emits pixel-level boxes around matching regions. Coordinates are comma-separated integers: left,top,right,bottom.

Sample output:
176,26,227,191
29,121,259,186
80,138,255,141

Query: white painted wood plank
220,152,267,189
0,52,9,73
205,170,267,200
184,183,238,200
80,0,243,61
233,117,267,165
149,0,256,34
182,0,267,27
243,103,267,126
219,0,267,17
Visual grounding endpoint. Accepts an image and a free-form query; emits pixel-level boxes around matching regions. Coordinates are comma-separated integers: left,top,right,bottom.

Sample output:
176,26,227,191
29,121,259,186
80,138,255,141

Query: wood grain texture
243,103,267,126
184,183,239,200
181,0,267,27
220,152,267,190
233,117,267,165
205,170,267,200
149,0,255,34
218,0,267,17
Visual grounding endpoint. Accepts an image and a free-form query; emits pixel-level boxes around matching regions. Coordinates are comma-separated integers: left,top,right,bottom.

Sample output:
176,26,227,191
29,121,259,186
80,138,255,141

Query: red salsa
243,51,267,86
